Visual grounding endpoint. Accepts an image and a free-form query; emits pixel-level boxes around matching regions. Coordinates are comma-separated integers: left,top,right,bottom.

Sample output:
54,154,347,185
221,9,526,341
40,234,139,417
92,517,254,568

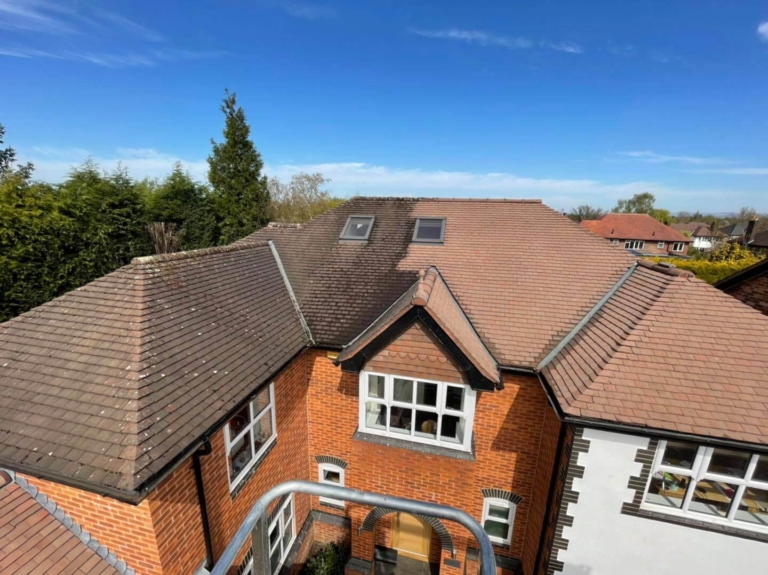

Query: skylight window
340,216,375,241
413,218,446,243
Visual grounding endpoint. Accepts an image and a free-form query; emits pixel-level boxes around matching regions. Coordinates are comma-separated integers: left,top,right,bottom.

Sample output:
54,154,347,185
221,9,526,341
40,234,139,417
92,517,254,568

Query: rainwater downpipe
193,440,215,571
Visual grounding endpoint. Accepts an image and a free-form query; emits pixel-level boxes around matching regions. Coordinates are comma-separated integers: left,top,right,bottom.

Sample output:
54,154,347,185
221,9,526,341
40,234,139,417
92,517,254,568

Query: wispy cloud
759,21,768,42
282,2,335,19
649,50,685,64
542,41,583,54
20,147,747,210
0,44,223,67
412,28,532,50
611,150,733,165
687,167,768,176
0,0,221,67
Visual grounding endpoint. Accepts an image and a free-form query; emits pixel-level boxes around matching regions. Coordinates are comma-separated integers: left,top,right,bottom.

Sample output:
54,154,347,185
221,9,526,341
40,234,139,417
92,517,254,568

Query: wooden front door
392,513,432,562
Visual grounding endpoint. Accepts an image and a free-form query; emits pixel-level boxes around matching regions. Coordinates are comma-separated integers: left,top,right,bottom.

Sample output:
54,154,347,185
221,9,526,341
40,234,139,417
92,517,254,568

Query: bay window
359,371,476,451
224,383,277,490
643,440,768,532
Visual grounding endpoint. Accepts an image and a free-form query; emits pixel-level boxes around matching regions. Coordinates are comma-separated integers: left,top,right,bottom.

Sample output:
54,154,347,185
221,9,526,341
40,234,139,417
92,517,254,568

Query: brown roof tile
581,213,691,243
0,242,311,498
542,262,768,445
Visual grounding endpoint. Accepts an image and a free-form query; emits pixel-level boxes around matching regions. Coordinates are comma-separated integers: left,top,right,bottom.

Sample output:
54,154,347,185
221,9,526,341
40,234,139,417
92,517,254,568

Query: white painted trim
269,495,296,575
224,383,277,491
482,497,515,545
318,463,346,507
358,371,476,452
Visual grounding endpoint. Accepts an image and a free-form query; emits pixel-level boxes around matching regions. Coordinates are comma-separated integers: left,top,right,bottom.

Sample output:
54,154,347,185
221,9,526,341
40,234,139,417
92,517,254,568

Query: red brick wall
727,274,768,316
306,337,553,575
19,474,163,574
199,351,312,571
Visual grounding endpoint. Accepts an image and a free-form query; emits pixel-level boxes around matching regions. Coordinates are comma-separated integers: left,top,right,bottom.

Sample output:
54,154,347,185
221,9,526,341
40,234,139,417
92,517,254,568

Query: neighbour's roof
580,213,691,243
336,266,500,386
749,230,768,248
0,470,129,574
670,222,715,238
243,198,636,368
542,260,768,445
720,222,747,237
715,257,768,291
0,242,311,499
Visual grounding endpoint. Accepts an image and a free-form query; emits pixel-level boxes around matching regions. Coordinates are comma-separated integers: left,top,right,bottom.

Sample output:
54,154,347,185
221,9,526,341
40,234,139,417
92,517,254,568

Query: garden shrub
302,542,350,575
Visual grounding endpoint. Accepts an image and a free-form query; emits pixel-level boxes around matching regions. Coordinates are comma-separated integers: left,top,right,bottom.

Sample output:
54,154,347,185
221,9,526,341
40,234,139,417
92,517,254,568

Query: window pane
661,441,698,470
270,547,280,574
483,519,509,540
393,378,413,403
707,449,750,478
365,402,387,430
414,411,438,438
735,488,768,526
252,409,274,453
253,387,271,416
323,470,341,484
415,219,443,241
416,382,438,407
645,473,690,509
440,414,465,444
689,479,738,518
488,504,510,520
228,404,251,438
445,387,464,411
282,528,292,558
269,524,279,548
344,217,372,239
368,375,385,399
753,456,768,482
228,435,253,478
283,500,293,525
390,406,412,434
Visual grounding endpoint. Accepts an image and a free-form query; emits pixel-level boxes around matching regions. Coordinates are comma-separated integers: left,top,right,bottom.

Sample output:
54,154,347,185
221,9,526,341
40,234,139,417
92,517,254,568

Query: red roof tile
581,213,691,242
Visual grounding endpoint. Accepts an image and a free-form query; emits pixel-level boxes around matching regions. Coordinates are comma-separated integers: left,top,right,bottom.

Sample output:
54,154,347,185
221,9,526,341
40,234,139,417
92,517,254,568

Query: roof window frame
340,215,376,241
412,217,446,244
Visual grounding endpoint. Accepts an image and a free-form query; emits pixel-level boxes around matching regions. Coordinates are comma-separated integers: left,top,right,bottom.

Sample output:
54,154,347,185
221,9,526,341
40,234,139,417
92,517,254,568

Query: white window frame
358,371,476,452
657,241,665,249
482,498,515,545
268,495,296,575
624,240,645,250
642,440,768,534
318,463,345,507
611,239,619,246
671,242,685,252
223,383,277,491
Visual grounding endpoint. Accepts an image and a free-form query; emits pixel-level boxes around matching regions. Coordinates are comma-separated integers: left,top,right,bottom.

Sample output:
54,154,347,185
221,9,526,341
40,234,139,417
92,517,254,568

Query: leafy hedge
645,257,762,285
302,543,350,575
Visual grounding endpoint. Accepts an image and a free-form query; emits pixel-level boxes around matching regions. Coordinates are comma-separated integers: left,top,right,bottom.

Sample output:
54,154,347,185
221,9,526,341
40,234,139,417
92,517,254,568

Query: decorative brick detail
481,488,523,505
620,438,659,516
315,455,349,469
546,427,590,575
360,507,455,555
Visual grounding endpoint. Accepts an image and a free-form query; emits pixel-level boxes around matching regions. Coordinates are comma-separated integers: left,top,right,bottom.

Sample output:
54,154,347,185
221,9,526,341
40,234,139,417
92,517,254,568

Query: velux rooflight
340,216,375,241
413,218,446,244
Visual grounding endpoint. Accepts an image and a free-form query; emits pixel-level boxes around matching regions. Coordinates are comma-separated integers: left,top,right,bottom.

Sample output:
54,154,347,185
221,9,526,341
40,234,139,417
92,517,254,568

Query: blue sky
1,0,767,213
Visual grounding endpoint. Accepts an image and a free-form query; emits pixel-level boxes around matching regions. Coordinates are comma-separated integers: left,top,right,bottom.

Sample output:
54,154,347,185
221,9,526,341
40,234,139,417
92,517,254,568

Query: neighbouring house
0,198,767,575
670,222,720,250
580,213,692,256
719,222,748,240
747,230,768,255
715,257,768,316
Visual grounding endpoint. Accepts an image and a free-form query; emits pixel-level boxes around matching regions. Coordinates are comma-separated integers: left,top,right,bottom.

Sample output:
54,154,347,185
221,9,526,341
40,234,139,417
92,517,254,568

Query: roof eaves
714,258,768,291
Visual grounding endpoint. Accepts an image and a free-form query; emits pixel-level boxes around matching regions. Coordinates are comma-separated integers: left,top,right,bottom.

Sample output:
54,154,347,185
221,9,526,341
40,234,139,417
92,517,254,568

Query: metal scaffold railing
210,480,496,575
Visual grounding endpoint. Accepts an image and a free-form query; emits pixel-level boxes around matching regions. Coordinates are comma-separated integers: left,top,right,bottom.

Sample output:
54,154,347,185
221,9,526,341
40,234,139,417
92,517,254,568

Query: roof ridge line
636,258,695,278
536,263,638,372
131,241,271,266
4,469,135,575
268,241,314,345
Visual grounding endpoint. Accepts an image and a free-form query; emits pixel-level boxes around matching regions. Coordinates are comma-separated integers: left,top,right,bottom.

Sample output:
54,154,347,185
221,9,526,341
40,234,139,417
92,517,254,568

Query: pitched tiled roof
581,213,690,243
750,230,768,248
0,470,129,574
715,257,768,291
336,267,500,385
542,260,768,445
670,222,715,238
720,222,747,237
0,242,311,498
243,198,636,368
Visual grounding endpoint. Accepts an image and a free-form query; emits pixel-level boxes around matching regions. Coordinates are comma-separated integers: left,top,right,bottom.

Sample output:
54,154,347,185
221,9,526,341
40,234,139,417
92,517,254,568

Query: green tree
208,90,270,244
269,172,344,223
568,204,605,222
0,123,32,181
614,192,656,214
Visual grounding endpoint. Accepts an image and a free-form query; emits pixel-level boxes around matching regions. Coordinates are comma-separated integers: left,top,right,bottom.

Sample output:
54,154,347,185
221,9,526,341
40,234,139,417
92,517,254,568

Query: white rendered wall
692,237,713,249
556,427,766,575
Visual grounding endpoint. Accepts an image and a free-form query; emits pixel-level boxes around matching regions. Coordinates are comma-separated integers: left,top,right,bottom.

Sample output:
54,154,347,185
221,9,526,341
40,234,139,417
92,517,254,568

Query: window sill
634,507,768,543
319,500,346,510
353,430,475,461
229,438,277,500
